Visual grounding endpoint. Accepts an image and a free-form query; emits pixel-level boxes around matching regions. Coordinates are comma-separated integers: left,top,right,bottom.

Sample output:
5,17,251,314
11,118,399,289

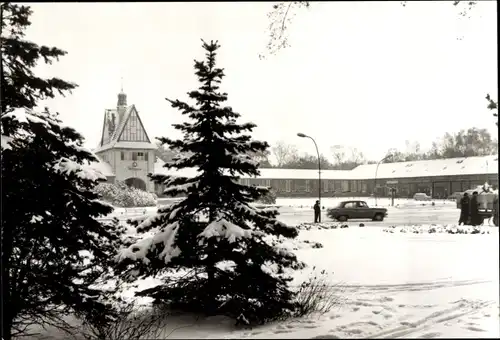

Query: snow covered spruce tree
2,110,126,339
1,4,124,339
116,40,303,324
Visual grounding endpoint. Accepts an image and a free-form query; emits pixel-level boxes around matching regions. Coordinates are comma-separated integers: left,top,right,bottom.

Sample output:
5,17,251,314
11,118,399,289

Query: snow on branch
1,135,13,150
2,109,52,127
135,213,164,233
115,222,181,265
162,176,199,196
53,157,107,182
233,201,297,237
198,217,256,245
224,149,260,167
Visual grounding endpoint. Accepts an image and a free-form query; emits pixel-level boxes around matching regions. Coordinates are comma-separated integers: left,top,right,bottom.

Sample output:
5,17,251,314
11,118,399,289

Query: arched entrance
125,177,147,191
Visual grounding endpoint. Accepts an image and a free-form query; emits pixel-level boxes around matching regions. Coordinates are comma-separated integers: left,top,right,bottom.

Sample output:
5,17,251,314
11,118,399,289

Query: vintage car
327,200,388,222
413,193,432,201
456,185,499,226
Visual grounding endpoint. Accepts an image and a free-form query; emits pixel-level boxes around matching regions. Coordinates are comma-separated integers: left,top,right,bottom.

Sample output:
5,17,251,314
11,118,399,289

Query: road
276,205,465,227
108,199,495,227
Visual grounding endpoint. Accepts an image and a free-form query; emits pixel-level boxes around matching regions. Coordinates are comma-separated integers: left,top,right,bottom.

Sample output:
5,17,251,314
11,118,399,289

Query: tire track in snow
340,278,492,294
367,299,495,339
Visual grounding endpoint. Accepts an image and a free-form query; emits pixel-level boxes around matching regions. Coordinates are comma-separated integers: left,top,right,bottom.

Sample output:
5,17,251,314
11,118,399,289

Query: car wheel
337,215,348,222
373,213,384,221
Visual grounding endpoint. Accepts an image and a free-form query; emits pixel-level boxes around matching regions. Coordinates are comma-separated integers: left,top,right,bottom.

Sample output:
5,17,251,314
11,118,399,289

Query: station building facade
91,91,498,199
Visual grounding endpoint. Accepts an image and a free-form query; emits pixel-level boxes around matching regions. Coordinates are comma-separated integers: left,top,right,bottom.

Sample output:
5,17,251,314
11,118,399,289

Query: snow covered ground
114,225,499,339
99,200,499,339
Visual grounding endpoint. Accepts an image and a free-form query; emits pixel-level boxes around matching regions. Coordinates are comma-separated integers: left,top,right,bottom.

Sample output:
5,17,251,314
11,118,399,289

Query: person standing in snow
458,192,470,225
469,191,480,226
313,200,321,223
493,194,499,227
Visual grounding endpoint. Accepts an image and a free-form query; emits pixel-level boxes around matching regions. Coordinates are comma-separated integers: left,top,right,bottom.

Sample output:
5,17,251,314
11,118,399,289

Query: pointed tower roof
117,78,127,107
95,89,156,153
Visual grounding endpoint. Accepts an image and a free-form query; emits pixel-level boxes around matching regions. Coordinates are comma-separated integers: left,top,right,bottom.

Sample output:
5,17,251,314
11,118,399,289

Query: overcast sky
25,1,497,162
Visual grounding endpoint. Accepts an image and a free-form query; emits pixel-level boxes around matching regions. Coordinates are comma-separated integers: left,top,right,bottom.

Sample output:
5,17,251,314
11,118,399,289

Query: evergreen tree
116,40,303,324
1,4,124,339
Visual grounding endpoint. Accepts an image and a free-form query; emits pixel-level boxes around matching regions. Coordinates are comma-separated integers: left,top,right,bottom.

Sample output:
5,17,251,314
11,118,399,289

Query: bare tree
271,140,299,167
249,149,273,168
330,145,346,165
259,2,311,58
348,147,365,164
486,93,498,127
263,1,477,56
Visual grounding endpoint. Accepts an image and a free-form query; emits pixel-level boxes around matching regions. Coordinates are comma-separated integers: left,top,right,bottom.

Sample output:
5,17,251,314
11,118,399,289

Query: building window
351,180,357,192
285,180,292,192
145,152,149,161
324,180,329,192
136,152,145,161
120,151,125,160
305,180,311,192
132,152,137,161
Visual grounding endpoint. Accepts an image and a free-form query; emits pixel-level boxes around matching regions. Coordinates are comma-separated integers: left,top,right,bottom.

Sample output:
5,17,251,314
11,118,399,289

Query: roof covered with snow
89,157,115,177
96,141,158,152
348,155,498,180
153,155,498,180
154,160,201,178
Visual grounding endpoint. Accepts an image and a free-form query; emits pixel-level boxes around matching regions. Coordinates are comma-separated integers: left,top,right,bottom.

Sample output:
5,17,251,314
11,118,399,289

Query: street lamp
374,154,392,207
297,132,321,222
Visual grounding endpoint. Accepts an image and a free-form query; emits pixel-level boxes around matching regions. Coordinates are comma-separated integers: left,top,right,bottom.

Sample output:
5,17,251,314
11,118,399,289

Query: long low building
152,155,498,199
91,90,498,199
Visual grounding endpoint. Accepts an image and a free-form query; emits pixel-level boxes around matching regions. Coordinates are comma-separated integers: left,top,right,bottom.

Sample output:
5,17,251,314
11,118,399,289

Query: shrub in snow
256,188,277,205
79,302,166,340
301,240,324,249
1,6,125,336
93,181,157,207
115,41,303,325
359,223,365,227
382,224,491,234
295,269,342,316
297,222,349,230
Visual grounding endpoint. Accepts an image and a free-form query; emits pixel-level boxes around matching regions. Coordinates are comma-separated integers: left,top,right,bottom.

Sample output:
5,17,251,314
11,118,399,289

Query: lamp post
374,154,391,207
297,132,321,222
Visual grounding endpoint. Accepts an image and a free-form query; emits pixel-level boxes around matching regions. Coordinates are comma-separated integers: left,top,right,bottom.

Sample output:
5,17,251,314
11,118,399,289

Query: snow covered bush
382,224,491,234
295,269,344,316
94,181,157,207
115,40,303,325
256,187,277,204
297,222,349,230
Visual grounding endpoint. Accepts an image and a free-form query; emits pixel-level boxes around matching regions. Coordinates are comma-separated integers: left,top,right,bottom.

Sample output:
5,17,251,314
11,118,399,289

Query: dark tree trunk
1,225,14,340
